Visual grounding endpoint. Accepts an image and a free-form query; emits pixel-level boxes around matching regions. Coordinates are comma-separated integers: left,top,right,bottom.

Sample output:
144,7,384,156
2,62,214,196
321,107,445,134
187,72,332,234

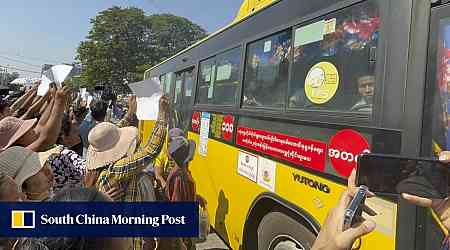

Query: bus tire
257,212,316,250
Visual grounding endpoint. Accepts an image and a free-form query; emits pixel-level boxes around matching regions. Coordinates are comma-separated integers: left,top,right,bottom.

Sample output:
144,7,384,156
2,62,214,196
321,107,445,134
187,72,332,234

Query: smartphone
357,153,450,199
343,185,368,230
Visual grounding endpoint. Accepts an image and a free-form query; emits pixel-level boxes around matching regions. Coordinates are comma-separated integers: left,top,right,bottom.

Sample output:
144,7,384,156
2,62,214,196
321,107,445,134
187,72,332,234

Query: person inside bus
351,75,375,112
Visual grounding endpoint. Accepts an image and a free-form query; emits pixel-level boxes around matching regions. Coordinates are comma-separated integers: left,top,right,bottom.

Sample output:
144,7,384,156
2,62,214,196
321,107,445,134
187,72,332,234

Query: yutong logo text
39,214,186,228
293,173,330,193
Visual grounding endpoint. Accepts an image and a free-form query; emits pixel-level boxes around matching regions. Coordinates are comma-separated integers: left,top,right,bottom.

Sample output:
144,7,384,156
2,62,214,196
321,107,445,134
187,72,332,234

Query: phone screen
357,154,449,199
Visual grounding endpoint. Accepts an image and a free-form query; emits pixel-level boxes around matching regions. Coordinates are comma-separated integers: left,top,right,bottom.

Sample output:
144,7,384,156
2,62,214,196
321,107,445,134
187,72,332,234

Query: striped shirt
94,113,167,250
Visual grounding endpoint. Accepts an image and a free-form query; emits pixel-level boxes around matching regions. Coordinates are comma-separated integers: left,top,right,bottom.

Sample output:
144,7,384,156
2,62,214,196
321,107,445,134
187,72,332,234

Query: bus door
420,4,450,249
173,68,195,131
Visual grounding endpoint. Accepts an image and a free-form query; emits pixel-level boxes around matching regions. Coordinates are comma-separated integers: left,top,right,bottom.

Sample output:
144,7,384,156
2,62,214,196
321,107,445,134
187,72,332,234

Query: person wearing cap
0,146,59,201
165,136,196,202
154,128,185,189
159,136,197,250
0,172,27,250
84,95,168,250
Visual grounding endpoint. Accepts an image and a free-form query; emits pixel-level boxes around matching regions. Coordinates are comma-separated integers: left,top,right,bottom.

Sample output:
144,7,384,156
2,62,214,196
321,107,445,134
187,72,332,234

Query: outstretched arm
27,87,70,152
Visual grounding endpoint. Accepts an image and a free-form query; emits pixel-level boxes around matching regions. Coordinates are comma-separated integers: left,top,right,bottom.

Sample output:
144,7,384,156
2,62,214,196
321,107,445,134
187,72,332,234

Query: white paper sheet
128,78,163,120
128,78,162,98
135,94,162,120
37,75,52,96
51,65,74,87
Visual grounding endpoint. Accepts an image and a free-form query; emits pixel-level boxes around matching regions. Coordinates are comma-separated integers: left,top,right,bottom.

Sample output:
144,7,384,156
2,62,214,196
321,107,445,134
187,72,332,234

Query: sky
0,0,243,78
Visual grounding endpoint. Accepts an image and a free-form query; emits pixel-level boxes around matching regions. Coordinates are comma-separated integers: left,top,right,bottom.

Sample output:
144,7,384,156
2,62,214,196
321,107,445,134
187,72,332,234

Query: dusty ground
195,233,229,250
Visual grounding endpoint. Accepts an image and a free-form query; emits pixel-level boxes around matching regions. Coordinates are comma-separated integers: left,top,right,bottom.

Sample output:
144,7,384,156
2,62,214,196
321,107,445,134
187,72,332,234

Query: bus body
141,0,450,249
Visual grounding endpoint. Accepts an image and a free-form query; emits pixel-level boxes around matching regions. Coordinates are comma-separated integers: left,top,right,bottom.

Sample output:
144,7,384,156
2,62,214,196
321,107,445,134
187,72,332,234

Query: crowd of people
0,83,200,250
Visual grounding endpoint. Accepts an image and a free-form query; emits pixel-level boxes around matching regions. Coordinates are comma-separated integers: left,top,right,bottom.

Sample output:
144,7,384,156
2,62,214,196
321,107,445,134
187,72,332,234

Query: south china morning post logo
11,210,35,229
1,203,198,238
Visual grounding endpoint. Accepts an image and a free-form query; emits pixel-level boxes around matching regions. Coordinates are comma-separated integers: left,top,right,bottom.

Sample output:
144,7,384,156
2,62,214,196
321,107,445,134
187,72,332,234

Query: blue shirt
79,112,97,157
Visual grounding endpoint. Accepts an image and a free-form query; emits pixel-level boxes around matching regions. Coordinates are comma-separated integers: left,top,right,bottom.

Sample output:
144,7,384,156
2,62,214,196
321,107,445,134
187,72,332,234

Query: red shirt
165,166,196,202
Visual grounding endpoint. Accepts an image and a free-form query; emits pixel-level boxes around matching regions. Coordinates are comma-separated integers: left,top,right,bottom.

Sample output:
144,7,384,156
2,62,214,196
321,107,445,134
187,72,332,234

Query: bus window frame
194,44,245,108
158,0,389,129
236,0,386,127
240,28,293,110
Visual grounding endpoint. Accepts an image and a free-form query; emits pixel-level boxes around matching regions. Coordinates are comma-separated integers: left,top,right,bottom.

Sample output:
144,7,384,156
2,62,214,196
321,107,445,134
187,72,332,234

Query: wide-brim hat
0,146,59,192
86,122,138,170
0,117,37,152
168,137,196,167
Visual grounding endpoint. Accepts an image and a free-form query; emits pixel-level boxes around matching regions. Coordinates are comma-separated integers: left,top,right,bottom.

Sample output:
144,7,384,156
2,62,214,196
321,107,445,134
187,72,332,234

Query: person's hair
73,106,87,122
90,100,107,122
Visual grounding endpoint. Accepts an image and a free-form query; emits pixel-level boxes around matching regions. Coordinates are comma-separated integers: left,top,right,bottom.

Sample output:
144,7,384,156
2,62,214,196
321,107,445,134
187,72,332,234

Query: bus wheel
257,212,316,250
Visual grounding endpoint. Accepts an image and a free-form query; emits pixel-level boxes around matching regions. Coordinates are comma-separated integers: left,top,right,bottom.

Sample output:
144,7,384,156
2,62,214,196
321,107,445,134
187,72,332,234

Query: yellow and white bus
141,0,450,249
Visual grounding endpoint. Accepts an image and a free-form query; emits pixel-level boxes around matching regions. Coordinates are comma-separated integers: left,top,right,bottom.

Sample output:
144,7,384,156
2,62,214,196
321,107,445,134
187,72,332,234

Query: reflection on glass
243,30,292,108
196,47,241,105
288,1,380,113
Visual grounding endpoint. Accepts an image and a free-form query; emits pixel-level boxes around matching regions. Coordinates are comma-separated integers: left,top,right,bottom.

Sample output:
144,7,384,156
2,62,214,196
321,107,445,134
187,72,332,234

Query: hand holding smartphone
344,185,369,230
357,154,450,199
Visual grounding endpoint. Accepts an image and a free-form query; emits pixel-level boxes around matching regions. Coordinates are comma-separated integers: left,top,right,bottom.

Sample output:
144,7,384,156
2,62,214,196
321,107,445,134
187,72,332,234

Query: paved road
196,233,229,250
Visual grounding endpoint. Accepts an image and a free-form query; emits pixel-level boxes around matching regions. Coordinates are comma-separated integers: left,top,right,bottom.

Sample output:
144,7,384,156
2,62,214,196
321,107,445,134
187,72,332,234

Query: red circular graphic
221,115,234,141
191,112,200,132
328,129,370,177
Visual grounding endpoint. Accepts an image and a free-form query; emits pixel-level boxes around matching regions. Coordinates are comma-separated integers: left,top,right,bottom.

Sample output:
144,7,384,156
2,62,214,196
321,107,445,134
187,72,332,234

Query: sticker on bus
328,129,371,177
236,127,327,172
191,111,201,133
237,151,258,182
257,157,276,192
304,61,340,104
209,114,235,142
199,112,211,157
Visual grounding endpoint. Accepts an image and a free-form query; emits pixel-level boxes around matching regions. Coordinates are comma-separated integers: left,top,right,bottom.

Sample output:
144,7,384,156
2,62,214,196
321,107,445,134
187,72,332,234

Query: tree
77,7,207,88
146,14,207,64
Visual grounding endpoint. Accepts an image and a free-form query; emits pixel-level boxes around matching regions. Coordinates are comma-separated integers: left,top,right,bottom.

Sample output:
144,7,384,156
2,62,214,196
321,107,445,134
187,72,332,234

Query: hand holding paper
128,78,163,121
37,75,53,96
51,65,74,87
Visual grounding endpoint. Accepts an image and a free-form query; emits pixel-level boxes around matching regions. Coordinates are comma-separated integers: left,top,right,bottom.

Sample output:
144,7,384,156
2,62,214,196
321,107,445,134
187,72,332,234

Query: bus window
174,72,183,104
160,74,166,93
288,1,380,113
165,72,173,95
196,57,216,104
214,47,242,105
423,17,450,156
184,69,194,104
243,30,292,108
196,47,242,105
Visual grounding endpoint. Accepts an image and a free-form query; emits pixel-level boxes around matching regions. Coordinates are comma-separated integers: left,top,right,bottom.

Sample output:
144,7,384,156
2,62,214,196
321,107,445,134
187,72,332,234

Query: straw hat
86,122,138,170
0,117,37,152
0,146,59,191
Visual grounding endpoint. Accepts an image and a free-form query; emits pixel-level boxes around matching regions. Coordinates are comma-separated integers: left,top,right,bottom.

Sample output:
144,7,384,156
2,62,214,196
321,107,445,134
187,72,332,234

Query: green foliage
76,7,207,88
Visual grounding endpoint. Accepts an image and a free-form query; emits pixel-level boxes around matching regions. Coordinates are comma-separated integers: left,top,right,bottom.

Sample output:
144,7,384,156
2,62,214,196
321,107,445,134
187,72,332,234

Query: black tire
257,212,316,250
